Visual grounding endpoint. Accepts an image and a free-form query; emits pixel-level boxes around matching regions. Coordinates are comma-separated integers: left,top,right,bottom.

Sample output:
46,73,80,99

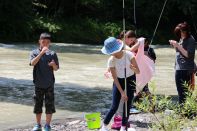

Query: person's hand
104,71,112,79
130,64,140,74
121,92,128,101
130,64,135,70
48,60,56,67
41,47,49,54
169,40,178,48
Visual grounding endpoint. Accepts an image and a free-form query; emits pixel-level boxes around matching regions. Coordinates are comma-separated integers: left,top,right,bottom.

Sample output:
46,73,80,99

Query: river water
0,43,196,130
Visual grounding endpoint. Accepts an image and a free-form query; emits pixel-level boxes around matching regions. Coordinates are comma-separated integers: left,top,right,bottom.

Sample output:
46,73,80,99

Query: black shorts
33,85,56,114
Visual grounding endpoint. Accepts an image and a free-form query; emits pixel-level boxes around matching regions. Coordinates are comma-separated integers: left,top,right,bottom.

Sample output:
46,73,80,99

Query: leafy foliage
0,0,197,43
135,82,197,131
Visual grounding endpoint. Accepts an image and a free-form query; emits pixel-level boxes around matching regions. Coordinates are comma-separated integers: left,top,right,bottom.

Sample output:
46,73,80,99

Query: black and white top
30,49,59,88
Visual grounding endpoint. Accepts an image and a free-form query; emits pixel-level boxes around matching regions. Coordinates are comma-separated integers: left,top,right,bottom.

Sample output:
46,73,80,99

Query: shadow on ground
0,77,180,113
0,77,112,113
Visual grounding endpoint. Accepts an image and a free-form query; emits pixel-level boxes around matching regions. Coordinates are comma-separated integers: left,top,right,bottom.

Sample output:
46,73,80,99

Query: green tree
0,0,33,41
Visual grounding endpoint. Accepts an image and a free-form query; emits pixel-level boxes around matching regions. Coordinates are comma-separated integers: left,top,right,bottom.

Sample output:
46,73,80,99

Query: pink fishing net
135,38,155,93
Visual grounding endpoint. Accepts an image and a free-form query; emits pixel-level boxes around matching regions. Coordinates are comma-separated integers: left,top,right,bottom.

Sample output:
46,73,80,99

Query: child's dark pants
104,75,136,125
33,85,55,114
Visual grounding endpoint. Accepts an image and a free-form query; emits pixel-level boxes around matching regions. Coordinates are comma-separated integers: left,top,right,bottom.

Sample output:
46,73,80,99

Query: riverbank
7,113,154,131
0,102,84,131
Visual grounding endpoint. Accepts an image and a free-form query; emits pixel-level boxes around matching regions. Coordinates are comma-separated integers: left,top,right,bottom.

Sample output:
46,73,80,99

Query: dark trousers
175,70,194,104
104,75,136,125
132,84,150,104
33,85,56,114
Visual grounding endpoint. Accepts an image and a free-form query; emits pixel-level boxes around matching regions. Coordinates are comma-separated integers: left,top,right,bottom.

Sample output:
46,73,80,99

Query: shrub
135,82,197,131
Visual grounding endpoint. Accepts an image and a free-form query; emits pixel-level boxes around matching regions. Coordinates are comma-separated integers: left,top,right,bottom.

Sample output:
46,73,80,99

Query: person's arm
125,42,140,52
48,60,58,71
110,67,128,101
48,53,59,71
130,42,140,52
130,57,140,74
30,47,48,66
169,40,194,58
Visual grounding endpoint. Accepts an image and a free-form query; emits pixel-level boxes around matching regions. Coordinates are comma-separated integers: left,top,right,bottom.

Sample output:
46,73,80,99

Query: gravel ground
7,113,154,131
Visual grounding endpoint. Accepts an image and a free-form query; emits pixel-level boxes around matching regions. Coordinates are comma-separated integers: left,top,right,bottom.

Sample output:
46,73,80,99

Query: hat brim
101,41,124,55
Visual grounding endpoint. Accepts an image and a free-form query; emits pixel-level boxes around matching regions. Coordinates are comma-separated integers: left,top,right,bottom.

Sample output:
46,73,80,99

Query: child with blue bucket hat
100,37,140,131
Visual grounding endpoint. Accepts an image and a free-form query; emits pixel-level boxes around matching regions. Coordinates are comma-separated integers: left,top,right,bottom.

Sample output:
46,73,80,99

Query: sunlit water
0,43,196,130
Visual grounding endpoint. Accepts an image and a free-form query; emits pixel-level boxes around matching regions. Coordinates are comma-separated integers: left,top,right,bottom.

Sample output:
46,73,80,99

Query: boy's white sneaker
100,125,108,131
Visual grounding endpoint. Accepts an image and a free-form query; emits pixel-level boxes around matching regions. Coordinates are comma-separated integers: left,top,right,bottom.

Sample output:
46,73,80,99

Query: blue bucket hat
101,37,124,55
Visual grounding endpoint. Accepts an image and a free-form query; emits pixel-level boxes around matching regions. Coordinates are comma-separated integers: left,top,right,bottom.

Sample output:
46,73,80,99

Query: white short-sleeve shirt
108,50,135,78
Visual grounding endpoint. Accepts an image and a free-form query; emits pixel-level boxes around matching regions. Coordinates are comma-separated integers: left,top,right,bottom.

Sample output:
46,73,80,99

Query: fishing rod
133,0,137,34
149,0,168,46
123,0,129,130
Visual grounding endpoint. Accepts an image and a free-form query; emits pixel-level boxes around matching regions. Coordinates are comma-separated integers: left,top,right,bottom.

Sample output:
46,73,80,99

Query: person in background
30,33,59,131
144,38,156,62
169,22,196,104
123,30,156,113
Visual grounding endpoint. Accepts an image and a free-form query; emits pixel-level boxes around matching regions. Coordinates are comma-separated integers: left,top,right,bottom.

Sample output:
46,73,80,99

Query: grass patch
135,82,197,131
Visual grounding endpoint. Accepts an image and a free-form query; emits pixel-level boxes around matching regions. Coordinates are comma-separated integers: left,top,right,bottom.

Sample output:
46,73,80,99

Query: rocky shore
7,113,154,131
